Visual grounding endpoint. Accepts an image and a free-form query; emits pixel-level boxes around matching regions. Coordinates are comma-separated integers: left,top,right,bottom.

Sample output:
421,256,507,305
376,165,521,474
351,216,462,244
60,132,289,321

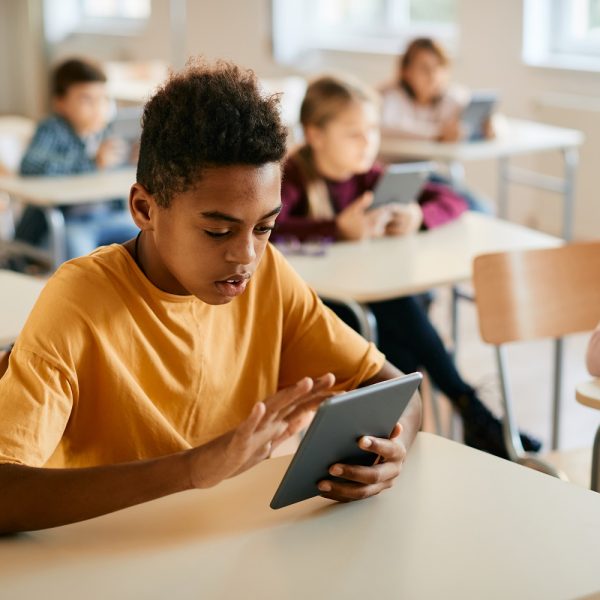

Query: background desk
380,118,584,240
282,213,560,341
0,269,45,347
0,167,136,269
1,433,599,600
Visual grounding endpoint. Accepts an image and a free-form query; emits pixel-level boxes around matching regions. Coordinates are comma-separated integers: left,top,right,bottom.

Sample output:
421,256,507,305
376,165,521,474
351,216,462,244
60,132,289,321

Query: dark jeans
326,295,475,403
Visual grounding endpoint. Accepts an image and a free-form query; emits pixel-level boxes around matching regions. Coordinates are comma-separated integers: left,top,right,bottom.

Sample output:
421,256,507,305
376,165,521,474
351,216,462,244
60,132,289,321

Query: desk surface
283,213,561,302
0,167,136,206
380,118,584,162
577,378,600,410
0,270,46,347
0,433,598,600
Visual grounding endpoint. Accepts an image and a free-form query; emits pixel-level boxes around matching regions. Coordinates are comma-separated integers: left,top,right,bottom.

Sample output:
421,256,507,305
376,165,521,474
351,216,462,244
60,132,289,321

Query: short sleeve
272,248,385,390
0,347,73,466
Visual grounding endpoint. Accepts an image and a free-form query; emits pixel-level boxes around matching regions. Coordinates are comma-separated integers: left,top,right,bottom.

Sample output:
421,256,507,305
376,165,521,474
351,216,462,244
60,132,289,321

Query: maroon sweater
277,155,468,241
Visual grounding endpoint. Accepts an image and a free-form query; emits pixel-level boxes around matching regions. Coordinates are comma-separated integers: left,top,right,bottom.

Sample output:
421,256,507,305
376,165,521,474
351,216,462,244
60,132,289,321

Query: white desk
0,433,598,600
576,379,600,492
0,167,136,269
380,118,584,240
0,270,45,347
283,213,561,340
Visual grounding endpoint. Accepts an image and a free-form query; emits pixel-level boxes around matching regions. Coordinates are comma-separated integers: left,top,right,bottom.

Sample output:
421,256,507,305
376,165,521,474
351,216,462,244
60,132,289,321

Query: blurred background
1,0,599,239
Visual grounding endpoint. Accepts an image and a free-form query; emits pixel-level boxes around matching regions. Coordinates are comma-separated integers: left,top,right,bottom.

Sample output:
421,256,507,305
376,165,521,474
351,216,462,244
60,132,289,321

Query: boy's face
133,163,282,305
54,82,111,136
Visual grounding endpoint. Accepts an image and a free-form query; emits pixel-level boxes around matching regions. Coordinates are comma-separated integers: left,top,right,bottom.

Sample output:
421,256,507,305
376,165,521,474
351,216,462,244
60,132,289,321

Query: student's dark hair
52,58,107,97
137,58,288,208
398,37,450,97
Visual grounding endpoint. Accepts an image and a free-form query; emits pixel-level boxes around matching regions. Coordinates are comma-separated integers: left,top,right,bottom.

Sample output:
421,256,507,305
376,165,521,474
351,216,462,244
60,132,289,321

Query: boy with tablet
0,60,421,533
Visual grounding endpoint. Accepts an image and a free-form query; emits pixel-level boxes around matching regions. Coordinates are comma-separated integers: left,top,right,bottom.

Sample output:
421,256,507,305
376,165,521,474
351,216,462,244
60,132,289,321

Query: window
523,0,600,72
272,0,457,64
43,0,151,42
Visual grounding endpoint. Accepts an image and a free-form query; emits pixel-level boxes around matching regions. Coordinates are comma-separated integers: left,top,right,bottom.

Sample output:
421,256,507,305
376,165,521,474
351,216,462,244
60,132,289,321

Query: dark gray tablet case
270,372,422,509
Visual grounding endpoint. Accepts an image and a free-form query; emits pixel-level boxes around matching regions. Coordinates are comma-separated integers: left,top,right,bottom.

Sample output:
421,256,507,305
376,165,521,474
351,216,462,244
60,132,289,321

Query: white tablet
270,372,422,509
370,162,433,209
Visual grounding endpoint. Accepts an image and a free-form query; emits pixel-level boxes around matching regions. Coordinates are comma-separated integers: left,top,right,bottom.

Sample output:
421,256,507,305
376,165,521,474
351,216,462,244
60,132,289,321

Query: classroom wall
1,0,599,239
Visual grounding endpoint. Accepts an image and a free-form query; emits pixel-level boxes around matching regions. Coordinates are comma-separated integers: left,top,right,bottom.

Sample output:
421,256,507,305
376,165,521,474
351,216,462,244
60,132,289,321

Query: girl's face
306,100,380,179
402,50,449,104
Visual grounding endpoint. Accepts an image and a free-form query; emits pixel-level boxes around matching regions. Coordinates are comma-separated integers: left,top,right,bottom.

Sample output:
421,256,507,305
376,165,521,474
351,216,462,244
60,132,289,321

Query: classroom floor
425,284,596,489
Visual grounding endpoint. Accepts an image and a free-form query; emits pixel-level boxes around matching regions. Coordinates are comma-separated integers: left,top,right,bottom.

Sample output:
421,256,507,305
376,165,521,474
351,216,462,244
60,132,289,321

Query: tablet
370,162,433,209
270,372,422,509
461,92,498,141
108,106,143,144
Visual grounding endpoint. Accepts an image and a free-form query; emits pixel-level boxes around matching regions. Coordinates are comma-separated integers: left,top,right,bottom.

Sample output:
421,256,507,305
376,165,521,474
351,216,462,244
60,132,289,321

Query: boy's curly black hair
137,59,288,207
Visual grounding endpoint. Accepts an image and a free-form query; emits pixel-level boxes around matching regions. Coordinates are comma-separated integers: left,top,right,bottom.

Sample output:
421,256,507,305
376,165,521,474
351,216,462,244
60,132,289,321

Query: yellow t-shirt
0,243,384,468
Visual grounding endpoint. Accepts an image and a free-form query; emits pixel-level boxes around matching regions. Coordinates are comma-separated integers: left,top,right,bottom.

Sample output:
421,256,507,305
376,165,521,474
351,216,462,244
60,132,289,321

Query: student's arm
0,375,335,534
317,360,422,503
586,323,600,377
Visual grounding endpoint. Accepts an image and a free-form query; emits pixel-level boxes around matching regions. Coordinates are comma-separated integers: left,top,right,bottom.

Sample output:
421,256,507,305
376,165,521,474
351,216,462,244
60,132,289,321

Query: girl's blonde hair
294,75,380,220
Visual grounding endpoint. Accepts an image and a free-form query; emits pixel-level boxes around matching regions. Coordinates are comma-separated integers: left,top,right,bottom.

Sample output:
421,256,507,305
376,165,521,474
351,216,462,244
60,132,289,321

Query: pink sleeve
418,182,469,230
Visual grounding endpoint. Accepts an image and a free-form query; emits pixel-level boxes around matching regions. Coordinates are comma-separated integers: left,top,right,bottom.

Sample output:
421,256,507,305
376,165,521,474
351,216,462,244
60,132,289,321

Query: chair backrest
0,115,35,173
473,242,600,345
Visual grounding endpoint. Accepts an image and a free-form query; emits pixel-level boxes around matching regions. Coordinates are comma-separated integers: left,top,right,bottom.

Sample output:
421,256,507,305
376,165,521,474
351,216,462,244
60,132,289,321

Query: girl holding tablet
277,74,540,458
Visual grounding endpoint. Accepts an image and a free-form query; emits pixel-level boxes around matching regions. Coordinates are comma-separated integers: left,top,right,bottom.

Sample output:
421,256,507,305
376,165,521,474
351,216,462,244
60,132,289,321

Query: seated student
276,74,540,459
586,323,600,376
379,37,493,212
14,58,138,262
0,60,421,534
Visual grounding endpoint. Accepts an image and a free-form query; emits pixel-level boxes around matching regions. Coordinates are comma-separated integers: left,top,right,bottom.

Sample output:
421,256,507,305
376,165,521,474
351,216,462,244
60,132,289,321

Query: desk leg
562,147,578,241
342,299,379,346
497,156,509,220
551,338,564,450
447,160,465,187
43,207,66,270
592,425,600,492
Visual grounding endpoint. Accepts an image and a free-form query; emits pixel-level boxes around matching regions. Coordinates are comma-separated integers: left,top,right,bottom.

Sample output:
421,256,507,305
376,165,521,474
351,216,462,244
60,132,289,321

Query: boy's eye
204,230,231,238
255,225,275,235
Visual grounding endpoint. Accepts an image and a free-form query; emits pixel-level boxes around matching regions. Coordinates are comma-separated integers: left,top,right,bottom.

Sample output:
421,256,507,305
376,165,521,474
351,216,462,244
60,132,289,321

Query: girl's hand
187,374,336,489
385,203,423,236
438,118,462,142
335,192,392,241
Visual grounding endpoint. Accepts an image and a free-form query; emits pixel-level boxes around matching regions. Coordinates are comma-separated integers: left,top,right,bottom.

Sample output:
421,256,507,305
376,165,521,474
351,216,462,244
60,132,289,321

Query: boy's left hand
317,423,407,502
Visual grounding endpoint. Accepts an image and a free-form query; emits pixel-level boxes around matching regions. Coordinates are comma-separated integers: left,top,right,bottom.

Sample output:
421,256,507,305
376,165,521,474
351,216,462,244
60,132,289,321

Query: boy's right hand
96,138,128,169
187,373,336,489
335,192,392,241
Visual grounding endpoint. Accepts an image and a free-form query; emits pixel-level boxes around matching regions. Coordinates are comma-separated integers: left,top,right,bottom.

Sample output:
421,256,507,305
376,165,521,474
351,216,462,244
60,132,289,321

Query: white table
0,269,45,347
576,379,600,492
0,432,598,600
0,167,136,269
380,118,584,240
283,212,561,341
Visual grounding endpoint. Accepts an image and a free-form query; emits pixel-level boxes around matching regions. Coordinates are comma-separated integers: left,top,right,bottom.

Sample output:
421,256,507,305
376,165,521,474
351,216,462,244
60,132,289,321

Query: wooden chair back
473,242,600,345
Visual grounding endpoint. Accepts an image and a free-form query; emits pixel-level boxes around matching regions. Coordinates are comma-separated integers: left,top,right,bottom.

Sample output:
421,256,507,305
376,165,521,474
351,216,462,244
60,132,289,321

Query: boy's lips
214,273,251,298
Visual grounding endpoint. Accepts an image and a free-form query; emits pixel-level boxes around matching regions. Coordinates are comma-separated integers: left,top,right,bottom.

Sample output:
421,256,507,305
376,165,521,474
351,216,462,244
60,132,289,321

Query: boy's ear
129,183,157,231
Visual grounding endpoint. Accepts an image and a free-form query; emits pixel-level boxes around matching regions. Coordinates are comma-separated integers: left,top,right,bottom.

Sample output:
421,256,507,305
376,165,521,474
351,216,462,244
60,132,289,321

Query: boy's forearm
0,450,194,534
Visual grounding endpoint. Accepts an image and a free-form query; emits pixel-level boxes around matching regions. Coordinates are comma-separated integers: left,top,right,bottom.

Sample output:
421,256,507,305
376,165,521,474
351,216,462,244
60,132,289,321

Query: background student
276,74,540,458
14,57,138,263
379,37,493,212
